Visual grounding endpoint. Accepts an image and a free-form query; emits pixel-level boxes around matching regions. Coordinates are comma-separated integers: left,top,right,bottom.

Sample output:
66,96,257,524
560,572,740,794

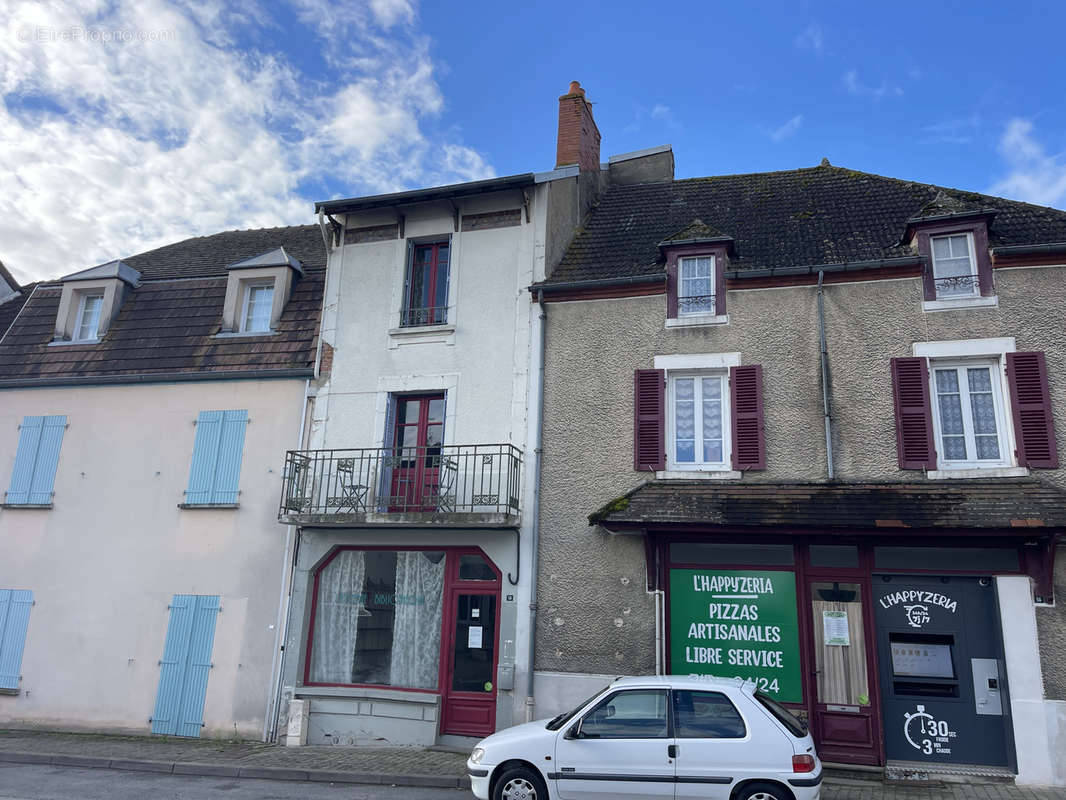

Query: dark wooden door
389,394,444,511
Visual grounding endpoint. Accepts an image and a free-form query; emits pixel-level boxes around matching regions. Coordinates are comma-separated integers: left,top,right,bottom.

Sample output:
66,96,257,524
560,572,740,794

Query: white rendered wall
996,575,1059,785
0,379,306,738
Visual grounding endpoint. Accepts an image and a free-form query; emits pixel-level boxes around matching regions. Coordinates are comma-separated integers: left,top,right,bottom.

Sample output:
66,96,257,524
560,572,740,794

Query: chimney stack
555,81,601,172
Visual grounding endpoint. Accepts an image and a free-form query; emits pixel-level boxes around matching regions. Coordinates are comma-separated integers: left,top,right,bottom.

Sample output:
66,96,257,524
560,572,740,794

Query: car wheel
492,765,548,800
734,781,790,800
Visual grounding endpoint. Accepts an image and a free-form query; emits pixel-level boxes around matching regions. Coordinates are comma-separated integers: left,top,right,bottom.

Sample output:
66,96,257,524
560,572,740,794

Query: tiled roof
545,164,1066,284
0,226,325,384
660,219,731,244
589,480,1066,530
0,285,33,339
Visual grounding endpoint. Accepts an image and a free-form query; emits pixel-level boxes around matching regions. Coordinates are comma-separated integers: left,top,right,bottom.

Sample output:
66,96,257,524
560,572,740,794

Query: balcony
278,444,522,528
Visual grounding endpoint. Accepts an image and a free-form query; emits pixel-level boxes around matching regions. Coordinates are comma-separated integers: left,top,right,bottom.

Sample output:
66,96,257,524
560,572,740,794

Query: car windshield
755,691,807,738
545,685,609,731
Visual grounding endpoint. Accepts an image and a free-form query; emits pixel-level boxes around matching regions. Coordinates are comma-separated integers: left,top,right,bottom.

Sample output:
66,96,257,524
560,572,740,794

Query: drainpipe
524,290,547,722
265,378,312,742
817,271,835,480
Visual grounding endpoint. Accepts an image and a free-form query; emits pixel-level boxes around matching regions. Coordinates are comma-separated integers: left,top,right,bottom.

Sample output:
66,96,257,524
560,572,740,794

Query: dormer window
74,292,104,341
678,255,715,315
241,282,274,333
930,233,978,299
220,247,302,336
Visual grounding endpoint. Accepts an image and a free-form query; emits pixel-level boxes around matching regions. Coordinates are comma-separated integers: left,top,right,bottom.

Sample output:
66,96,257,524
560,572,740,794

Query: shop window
873,547,1018,572
458,553,497,581
670,542,795,566
308,549,446,689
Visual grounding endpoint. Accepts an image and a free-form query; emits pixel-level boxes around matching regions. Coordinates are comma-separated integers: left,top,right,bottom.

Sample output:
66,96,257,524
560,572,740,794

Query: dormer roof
59,259,142,287
658,219,735,253
226,246,303,274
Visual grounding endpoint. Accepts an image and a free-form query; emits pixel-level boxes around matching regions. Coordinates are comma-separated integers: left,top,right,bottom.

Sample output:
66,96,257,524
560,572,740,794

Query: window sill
177,503,240,509
48,338,99,347
297,685,439,704
922,295,998,312
927,466,1029,480
213,330,278,338
1,503,52,509
387,323,456,349
656,469,742,481
665,313,729,329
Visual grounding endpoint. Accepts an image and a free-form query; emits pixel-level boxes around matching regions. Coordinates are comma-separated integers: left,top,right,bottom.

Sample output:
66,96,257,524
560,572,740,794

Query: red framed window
402,241,450,327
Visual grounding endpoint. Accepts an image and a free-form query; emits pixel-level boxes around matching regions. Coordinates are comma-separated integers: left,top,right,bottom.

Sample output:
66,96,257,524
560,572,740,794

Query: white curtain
309,550,366,683
389,551,445,689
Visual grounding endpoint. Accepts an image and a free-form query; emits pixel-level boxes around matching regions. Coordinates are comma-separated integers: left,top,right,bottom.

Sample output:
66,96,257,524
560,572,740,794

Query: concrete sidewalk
1,729,1064,798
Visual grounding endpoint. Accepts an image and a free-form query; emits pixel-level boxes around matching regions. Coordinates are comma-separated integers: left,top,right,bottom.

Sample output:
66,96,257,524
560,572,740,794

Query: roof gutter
531,273,666,294
0,368,315,389
991,242,1066,256
725,255,923,280
315,173,537,216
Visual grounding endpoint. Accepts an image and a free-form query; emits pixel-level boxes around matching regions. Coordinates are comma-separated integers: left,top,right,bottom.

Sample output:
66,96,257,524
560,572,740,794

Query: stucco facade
0,378,307,738
536,261,1066,783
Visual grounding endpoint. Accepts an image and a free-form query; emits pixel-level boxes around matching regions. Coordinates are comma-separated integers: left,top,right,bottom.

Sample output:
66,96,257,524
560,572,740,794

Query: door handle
667,744,678,759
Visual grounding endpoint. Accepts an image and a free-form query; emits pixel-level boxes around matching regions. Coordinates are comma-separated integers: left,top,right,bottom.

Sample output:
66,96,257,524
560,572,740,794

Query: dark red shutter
1007,351,1059,468
730,364,765,470
634,369,665,471
891,357,937,470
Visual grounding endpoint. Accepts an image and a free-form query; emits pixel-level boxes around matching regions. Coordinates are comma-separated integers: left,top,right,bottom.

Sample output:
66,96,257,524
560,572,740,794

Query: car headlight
470,747,485,765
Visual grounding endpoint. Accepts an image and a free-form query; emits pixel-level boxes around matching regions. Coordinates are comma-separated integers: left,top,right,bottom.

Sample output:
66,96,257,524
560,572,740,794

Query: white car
467,675,821,800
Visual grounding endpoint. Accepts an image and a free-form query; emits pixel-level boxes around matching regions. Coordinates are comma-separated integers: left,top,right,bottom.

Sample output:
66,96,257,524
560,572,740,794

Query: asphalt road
0,763,469,800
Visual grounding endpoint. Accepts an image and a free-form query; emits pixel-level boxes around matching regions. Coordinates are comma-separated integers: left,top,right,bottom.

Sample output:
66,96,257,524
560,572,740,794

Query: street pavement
0,729,1063,799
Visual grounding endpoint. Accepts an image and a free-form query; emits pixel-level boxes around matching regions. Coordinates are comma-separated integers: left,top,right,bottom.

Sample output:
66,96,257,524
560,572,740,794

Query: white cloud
0,0,493,283
988,118,1066,208
842,69,903,101
794,23,823,54
768,114,803,142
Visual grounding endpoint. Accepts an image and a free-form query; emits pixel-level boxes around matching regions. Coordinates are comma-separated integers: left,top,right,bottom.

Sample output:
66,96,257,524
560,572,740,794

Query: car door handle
668,744,678,759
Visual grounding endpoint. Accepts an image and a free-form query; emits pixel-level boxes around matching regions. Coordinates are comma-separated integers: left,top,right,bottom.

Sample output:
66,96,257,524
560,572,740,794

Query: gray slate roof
545,164,1066,285
590,480,1066,531
0,226,325,384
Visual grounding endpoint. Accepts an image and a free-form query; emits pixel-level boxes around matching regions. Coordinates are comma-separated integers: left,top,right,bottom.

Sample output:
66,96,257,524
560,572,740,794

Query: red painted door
441,583,499,737
390,394,444,511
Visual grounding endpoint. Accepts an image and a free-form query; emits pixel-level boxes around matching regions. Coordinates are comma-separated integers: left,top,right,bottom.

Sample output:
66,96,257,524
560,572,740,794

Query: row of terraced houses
2,82,1066,786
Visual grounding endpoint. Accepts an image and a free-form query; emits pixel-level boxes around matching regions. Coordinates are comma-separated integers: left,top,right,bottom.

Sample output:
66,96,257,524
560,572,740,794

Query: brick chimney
555,81,601,172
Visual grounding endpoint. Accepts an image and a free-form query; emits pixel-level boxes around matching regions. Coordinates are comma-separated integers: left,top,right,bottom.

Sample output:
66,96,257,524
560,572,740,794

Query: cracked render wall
537,266,1066,698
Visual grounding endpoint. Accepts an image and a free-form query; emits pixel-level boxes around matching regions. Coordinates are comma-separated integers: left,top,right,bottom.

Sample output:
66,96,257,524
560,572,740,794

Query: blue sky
2,0,1065,282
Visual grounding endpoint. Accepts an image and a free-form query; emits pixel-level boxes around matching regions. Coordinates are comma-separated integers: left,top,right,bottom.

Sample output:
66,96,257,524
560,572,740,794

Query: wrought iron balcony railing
400,305,449,327
677,294,716,314
279,444,522,523
933,273,979,298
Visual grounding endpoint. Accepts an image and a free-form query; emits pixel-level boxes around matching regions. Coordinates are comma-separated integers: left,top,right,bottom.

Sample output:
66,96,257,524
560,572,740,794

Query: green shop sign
670,569,802,704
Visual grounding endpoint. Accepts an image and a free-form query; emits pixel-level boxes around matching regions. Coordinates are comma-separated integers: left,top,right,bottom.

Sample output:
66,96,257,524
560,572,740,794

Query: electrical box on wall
497,663,515,691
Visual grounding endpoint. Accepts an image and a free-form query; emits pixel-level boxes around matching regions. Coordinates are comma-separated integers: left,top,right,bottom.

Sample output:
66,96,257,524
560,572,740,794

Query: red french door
405,242,450,326
440,554,500,737
390,394,444,511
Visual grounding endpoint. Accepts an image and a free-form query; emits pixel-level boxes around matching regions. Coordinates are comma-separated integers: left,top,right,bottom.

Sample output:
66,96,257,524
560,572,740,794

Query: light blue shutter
184,410,247,504
212,411,249,504
0,589,34,690
152,594,220,737
6,416,66,505
177,595,221,737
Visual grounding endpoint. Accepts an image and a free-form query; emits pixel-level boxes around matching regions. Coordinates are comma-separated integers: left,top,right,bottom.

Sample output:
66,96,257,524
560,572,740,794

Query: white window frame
928,358,1010,470
677,254,716,316
930,232,979,300
666,371,731,471
72,292,104,342
239,280,274,333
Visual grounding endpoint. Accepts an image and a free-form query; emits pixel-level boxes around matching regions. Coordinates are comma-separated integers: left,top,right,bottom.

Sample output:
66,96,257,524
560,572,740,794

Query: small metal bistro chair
327,457,368,513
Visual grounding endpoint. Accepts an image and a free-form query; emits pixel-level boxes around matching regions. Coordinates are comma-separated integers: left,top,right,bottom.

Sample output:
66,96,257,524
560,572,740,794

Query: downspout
265,378,312,742
524,289,547,722
317,210,331,248
652,543,663,675
817,271,835,479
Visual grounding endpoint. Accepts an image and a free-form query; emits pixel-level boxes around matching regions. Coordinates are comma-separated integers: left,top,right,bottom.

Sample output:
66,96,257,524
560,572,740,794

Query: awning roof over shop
589,480,1066,533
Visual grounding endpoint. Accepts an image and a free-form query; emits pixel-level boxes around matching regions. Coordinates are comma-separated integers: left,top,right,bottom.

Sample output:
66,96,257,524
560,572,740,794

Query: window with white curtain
929,360,1009,469
73,292,104,341
667,372,730,470
240,282,274,332
308,549,445,688
678,256,715,315
930,233,978,298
